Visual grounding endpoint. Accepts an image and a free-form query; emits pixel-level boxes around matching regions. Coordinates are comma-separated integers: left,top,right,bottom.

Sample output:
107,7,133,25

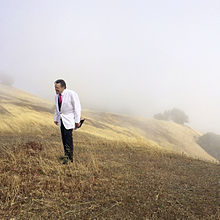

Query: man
54,79,84,164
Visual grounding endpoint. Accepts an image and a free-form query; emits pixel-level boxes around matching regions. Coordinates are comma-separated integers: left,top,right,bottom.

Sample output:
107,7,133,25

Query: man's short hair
55,79,66,88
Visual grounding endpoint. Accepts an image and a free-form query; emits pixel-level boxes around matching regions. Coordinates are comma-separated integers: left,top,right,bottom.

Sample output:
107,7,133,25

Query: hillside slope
0,84,219,219
0,84,217,162
0,84,54,135
1,139,219,219
84,110,217,162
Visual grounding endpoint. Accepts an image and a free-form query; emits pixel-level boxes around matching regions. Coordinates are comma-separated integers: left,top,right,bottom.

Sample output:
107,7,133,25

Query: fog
0,0,220,133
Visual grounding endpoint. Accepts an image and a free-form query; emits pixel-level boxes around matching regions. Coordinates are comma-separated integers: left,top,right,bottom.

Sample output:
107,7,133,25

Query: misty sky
0,0,220,133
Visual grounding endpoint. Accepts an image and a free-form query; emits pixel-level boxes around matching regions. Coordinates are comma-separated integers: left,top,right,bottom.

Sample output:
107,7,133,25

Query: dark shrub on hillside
197,132,220,161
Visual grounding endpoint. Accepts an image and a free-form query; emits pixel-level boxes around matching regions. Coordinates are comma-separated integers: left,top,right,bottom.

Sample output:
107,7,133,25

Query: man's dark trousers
60,119,73,162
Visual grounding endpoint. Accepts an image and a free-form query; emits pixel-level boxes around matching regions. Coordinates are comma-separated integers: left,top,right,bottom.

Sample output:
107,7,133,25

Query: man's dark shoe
59,155,68,160
63,157,73,164
59,155,66,160
63,157,69,164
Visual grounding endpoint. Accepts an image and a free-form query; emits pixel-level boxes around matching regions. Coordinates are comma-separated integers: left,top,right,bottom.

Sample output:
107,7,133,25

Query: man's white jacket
54,89,81,130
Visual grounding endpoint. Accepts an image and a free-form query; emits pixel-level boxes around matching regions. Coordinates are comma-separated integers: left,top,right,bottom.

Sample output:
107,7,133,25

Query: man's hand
75,122,81,128
54,121,58,126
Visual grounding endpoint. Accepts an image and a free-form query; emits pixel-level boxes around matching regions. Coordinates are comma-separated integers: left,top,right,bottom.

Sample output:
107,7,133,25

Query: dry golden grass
84,110,217,162
0,133,219,219
0,84,219,219
0,84,217,162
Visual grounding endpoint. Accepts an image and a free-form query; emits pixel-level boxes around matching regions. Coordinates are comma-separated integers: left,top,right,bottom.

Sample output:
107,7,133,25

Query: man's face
55,83,65,94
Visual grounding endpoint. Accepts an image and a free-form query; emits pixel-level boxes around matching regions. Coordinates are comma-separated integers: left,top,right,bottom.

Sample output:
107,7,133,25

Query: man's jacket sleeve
54,96,59,122
71,91,81,123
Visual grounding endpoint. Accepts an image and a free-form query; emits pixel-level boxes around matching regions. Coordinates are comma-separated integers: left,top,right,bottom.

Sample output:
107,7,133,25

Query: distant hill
0,83,55,135
84,111,217,162
197,132,220,161
0,84,217,162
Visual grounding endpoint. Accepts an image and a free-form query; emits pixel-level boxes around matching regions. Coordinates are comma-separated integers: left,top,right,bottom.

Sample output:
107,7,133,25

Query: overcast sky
0,0,220,133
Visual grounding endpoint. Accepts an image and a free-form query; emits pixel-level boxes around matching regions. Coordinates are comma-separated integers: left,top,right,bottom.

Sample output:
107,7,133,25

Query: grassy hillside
0,138,219,219
0,84,55,135
83,110,217,162
0,84,217,162
0,84,219,219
